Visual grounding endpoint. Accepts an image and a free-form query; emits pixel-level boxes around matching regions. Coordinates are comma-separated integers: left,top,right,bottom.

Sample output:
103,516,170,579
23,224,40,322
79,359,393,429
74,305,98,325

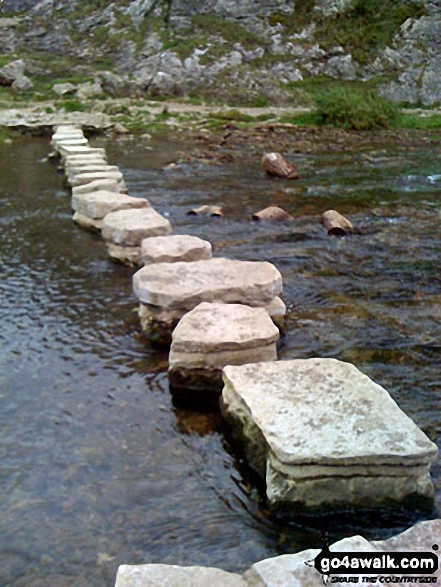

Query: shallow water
0,132,440,586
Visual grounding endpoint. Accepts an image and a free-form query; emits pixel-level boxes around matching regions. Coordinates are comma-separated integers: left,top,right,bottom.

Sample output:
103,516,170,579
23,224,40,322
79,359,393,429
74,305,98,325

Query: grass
313,84,399,130
397,114,441,130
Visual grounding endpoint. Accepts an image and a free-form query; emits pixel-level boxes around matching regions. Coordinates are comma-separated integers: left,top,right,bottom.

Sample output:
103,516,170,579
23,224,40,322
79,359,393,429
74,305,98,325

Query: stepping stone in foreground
221,358,438,511
133,258,284,345
72,191,150,231
169,302,279,396
102,208,172,265
141,234,212,265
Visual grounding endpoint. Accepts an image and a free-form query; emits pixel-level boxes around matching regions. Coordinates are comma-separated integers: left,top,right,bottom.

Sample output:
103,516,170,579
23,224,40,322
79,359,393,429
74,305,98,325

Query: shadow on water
0,132,440,586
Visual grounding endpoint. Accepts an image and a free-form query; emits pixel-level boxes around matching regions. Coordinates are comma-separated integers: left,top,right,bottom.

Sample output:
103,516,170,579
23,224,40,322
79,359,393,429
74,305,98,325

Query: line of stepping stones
50,124,438,516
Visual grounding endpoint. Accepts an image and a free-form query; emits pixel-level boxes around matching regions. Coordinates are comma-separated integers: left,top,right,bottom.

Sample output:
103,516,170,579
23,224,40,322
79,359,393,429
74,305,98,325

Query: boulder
262,153,299,179
115,564,247,587
169,302,279,394
141,235,212,265
72,191,150,231
252,206,294,222
221,358,438,511
72,179,123,197
321,209,354,236
52,83,77,96
76,81,103,99
0,59,25,85
11,75,33,92
102,208,172,265
133,258,284,345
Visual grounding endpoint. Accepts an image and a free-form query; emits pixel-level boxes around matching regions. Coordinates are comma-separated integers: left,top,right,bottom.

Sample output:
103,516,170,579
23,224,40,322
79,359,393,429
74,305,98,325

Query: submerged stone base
221,358,438,511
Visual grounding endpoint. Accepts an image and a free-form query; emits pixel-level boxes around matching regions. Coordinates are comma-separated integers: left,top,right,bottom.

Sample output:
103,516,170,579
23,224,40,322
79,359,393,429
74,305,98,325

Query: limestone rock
115,564,247,587
76,81,103,99
11,75,33,92
252,206,294,222
103,208,172,265
221,358,437,510
262,153,299,179
68,170,125,187
72,191,150,231
133,258,284,344
0,59,25,85
52,83,77,96
67,165,120,179
321,209,354,236
72,179,121,196
141,235,212,265
59,145,106,159
169,302,279,393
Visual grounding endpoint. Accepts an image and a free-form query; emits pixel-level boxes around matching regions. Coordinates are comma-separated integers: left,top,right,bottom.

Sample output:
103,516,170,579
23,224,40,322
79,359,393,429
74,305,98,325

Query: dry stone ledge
102,208,172,265
133,258,284,345
169,302,279,394
115,564,247,587
72,191,150,231
141,234,212,265
114,520,441,587
221,358,438,511
72,179,123,196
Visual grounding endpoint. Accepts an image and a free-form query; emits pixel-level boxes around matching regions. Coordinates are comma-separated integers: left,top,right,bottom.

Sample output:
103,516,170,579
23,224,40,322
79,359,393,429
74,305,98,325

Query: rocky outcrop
221,358,438,511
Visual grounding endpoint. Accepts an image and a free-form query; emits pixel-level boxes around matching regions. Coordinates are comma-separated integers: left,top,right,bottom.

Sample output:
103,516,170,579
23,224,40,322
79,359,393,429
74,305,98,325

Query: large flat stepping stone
59,145,106,159
141,234,212,265
221,358,438,511
102,208,172,265
68,170,125,187
72,191,150,231
72,179,123,196
133,258,284,344
66,165,120,178
169,302,279,394
115,564,247,587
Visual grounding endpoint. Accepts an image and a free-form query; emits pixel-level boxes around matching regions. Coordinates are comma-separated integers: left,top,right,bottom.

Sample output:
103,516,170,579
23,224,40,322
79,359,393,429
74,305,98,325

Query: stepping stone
72,191,150,231
68,170,125,187
59,145,106,159
133,258,284,345
52,137,89,148
115,565,247,587
72,179,123,196
64,154,107,164
169,302,279,394
141,234,212,265
66,165,120,179
221,358,438,511
102,208,172,265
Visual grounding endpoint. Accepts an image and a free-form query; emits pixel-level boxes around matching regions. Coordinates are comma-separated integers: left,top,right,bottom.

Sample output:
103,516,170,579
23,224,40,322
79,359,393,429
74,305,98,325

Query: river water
0,131,440,586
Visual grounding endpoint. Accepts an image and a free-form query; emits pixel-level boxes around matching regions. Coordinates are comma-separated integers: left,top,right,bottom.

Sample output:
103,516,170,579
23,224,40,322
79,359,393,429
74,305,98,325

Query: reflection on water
0,133,440,586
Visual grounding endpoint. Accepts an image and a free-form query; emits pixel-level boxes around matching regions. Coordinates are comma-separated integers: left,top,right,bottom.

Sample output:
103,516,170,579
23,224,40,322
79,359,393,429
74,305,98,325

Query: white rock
133,258,284,344
59,145,106,158
52,137,89,148
67,165,120,179
221,358,438,509
169,302,279,392
141,234,212,265
115,564,247,587
72,191,150,231
52,82,77,96
102,208,172,265
69,170,124,187
72,179,122,196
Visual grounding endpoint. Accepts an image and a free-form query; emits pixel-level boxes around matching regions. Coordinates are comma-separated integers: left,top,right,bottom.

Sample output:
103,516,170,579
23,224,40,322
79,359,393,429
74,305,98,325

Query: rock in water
115,564,247,587
141,235,212,265
322,209,354,236
133,258,285,344
221,358,437,511
102,208,172,265
262,152,299,179
169,302,279,396
252,206,294,221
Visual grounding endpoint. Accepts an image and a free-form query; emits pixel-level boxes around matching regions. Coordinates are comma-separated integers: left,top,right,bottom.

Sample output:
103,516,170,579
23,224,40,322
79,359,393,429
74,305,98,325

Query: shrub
313,85,399,130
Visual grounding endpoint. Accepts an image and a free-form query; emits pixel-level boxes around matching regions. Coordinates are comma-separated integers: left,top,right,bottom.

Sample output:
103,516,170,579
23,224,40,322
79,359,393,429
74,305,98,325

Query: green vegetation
398,113,441,130
313,85,399,130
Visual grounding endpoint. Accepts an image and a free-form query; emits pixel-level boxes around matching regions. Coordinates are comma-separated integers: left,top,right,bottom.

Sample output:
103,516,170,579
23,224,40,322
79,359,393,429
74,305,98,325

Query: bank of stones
221,358,438,511
133,258,285,345
169,302,279,394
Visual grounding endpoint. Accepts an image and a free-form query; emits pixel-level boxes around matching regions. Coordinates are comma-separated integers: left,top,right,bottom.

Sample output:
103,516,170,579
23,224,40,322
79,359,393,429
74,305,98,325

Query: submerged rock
252,206,294,222
141,235,212,265
102,207,172,265
221,358,437,511
72,191,150,232
169,302,279,394
133,258,284,345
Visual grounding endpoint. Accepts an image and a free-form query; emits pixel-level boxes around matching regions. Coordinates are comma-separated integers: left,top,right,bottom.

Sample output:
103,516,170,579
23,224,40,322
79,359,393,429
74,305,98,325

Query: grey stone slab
71,179,122,196
141,234,212,265
69,170,124,187
103,208,172,247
